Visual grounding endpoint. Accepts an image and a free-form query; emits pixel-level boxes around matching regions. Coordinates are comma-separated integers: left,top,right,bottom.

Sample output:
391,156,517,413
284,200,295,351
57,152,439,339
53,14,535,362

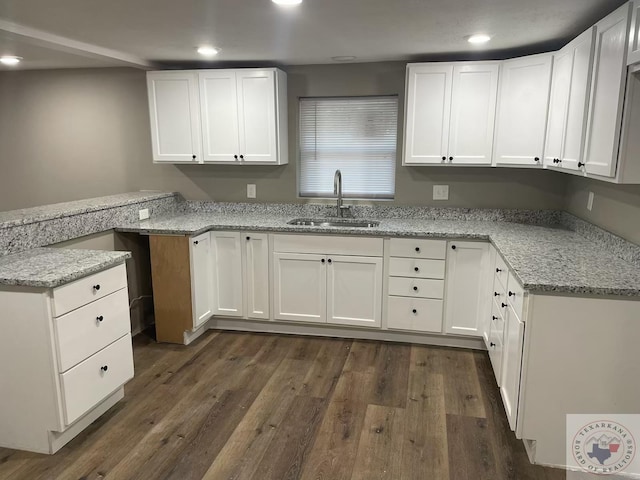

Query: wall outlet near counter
138,208,150,220
433,185,449,201
587,191,594,211
247,184,257,199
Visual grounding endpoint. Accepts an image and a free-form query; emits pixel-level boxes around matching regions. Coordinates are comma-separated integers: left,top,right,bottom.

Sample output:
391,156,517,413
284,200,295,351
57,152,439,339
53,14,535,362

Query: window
298,96,398,199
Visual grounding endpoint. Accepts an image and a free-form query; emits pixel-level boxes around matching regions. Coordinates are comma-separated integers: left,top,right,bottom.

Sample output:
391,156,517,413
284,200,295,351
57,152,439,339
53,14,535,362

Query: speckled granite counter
117,212,640,297
0,248,131,288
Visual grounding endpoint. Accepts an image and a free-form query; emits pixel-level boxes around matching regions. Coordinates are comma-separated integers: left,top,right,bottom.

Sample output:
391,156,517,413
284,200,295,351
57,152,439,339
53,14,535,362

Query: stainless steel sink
287,218,379,228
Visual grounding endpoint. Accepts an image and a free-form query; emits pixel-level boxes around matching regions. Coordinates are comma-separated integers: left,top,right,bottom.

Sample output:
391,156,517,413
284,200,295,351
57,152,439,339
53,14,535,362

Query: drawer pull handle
501,302,507,308
508,291,515,297
412,309,417,314
93,284,101,291
413,286,418,292
415,247,420,253
414,267,419,272
96,315,104,322
496,268,502,273
490,342,496,348
101,365,109,372
578,161,585,168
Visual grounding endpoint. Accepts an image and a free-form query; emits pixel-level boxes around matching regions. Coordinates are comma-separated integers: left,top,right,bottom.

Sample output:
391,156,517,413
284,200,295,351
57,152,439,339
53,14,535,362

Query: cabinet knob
496,268,502,273
412,309,417,314
534,157,540,162
327,258,332,264
451,245,456,250
441,156,446,161
246,236,250,241
414,267,419,272
501,302,508,308
96,315,104,322
93,284,101,291
234,155,238,159
494,292,500,297
192,154,196,160
413,286,418,291
101,365,109,372
193,240,199,245
492,315,498,321
415,247,420,253
321,259,325,264
240,155,244,160
508,291,515,297
449,156,453,161
578,161,585,168
490,342,496,348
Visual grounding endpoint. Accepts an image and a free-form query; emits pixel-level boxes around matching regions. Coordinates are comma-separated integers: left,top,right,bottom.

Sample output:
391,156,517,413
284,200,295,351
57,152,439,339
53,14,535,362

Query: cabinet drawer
507,271,525,320
490,299,505,340
487,326,504,386
387,296,443,333
52,264,128,317
494,253,509,290
389,238,446,259
273,234,383,256
388,277,444,299
54,288,131,372
492,280,507,307
60,334,134,426
388,258,445,279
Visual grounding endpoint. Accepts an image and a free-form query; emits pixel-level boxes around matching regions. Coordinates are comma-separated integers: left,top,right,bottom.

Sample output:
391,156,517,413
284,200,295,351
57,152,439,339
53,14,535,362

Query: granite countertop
0,248,132,288
0,191,177,228
117,212,640,297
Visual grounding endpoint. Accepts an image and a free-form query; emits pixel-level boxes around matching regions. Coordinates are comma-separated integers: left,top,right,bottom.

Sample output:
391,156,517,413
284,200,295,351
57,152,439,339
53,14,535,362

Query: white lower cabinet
443,241,491,336
243,233,270,320
190,232,215,327
0,263,134,454
210,232,244,317
500,304,525,432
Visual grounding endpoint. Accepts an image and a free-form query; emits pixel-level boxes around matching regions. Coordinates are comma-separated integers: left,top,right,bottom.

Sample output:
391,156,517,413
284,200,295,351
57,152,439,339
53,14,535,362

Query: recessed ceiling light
331,56,357,62
0,56,22,66
196,46,220,57
272,0,303,5
467,34,491,44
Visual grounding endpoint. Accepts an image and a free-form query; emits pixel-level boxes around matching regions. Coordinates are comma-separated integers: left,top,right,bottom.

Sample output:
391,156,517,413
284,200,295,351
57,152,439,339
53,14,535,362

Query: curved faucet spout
334,169,343,217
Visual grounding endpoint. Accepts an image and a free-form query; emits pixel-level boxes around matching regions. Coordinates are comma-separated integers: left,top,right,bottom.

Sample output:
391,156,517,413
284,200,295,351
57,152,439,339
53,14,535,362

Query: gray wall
0,64,567,211
564,176,640,245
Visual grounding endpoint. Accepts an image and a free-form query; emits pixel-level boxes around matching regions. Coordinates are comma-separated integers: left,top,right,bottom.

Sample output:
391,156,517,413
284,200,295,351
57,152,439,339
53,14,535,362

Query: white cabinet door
243,233,270,320
273,253,326,323
199,71,240,163
628,0,640,65
236,70,278,163
326,256,382,328
448,63,499,165
444,241,490,336
500,305,525,432
211,232,244,318
403,64,453,164
494,54,552,166
481,245,498,345
147,71,201,163
189,232,214,328
584,3,632,177
544,48,573,168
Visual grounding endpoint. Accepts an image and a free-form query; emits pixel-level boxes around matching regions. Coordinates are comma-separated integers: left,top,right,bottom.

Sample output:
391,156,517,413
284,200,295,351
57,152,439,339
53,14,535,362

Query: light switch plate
247,184,257,199
433,185,449,201
587,191,594,211
138,208,150,220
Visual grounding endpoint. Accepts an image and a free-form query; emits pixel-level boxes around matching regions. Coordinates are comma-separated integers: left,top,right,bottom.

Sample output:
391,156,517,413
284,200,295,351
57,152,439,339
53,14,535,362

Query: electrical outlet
433,185,449,201
587,191,594,211
247,184,257,199
138,208,150,220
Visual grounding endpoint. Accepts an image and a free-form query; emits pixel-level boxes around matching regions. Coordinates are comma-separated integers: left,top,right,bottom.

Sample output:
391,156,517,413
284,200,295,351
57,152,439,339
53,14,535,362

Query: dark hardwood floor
0,330,566,480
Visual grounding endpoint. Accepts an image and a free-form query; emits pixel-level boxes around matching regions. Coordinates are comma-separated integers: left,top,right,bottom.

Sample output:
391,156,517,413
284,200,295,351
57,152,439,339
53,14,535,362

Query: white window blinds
299,96,398,199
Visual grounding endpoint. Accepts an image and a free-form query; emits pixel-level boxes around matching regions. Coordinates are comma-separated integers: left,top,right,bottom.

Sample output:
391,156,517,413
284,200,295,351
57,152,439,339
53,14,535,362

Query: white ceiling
0,0,629,69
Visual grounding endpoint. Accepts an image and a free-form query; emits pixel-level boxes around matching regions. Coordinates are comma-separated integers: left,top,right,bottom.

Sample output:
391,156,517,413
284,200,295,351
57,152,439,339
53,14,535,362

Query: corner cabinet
147,68,288,165
493,54,553,167
403,62,499,165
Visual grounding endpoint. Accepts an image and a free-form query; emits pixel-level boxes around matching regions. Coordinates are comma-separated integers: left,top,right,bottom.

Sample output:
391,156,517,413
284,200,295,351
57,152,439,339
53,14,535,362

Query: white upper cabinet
494,54,553,167
404,64,452,164
627,0,640,65
544,28,596,171
404,62,499,165
147,71,201,163
147,68,288,165
448,63,500,164
583,3,632,178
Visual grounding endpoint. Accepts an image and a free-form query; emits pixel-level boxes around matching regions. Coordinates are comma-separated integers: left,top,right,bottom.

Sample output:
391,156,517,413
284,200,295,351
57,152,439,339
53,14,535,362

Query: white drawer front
388,258,445,279
55,288,131,372
387,296,443,333
273,234,383,256
507,271,525,320
389,238,446,259
494,253,509,290
490,299,505,341
53,264,128,317
60,334,134,426
388,277,444,299
492,280,507,307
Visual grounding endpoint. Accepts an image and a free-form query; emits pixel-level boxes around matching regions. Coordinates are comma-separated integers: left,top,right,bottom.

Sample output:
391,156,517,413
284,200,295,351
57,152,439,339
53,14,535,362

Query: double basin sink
287,218,379,228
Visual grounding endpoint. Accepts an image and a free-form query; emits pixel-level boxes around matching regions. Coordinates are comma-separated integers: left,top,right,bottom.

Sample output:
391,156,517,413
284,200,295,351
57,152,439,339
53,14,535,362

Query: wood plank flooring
0,331,566,480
